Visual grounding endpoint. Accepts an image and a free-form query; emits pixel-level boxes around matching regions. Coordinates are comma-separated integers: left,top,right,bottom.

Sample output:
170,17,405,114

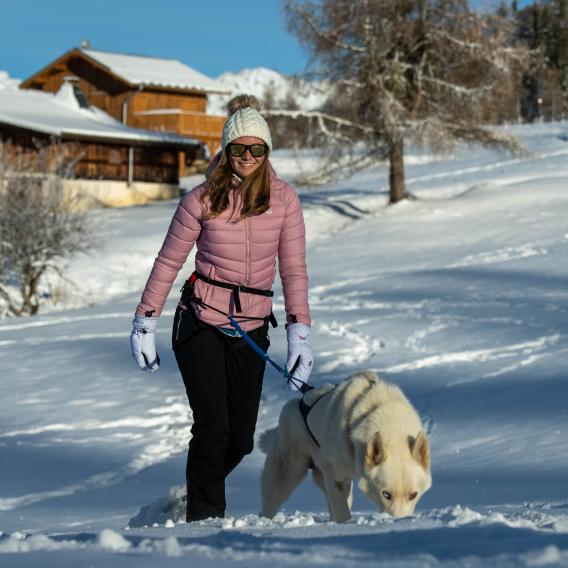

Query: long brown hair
203,150,271,219
202,94,272,219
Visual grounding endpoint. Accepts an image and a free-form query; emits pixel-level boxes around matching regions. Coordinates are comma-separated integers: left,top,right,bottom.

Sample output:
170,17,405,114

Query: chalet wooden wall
75,144,180,183
0,124,188,184
0,126,72,173
131,111,225,154
131,90,207,114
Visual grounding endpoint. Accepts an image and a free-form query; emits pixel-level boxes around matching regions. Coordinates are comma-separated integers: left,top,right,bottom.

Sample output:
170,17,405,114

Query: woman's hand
130,315,160,372
285,323,313,391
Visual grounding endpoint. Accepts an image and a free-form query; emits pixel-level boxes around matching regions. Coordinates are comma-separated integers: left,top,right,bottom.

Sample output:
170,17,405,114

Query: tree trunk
389,139,406,204
21,269,40,316
561,66,568,119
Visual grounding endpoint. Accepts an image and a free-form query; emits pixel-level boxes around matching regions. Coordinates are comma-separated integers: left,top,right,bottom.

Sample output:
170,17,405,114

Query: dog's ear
365,432,386,469
409,431,430,470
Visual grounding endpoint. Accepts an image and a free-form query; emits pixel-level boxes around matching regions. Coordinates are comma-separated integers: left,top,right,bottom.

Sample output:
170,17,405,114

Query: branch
263,109,375,134
428,28,486,52
339,79,366,89
445,123,529,155
421,76,497,98
289,2,366,54
297,149,379,185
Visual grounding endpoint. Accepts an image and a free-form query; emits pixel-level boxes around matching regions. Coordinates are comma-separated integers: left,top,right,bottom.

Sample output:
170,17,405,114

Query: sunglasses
228,143,268,158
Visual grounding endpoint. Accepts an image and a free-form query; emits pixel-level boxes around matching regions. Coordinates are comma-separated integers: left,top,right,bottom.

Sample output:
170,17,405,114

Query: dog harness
299,386,337,448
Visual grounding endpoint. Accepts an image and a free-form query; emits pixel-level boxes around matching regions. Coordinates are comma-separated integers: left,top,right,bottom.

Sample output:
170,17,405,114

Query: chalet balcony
131,109,224,156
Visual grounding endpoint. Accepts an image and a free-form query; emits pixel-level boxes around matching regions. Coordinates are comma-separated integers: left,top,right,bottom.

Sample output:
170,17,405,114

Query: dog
259,371,431,522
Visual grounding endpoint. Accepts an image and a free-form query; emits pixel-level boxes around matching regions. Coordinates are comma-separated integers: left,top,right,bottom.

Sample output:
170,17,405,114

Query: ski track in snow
0,309,178,333
386,334,561,377
305,279,390,371
0,328,173,347
406,148,568,186
405,319,458,353
0,312,133,331
294,264,563,376
0,332,127,347
317,320,385,371
446,244,548,269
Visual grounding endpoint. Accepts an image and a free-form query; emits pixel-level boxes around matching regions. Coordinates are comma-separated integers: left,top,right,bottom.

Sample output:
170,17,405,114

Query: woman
130,95,313,522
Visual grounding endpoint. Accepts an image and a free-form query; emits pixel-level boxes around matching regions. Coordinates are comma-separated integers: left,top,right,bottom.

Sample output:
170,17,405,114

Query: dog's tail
258,428,278,454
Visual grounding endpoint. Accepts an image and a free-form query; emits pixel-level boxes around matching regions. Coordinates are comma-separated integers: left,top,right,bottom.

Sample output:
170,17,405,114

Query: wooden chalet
20,46,228,155
0,83,205,208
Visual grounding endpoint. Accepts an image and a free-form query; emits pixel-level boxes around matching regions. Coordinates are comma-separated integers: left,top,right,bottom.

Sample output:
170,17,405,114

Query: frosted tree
0,141,92,317
283,0,528,203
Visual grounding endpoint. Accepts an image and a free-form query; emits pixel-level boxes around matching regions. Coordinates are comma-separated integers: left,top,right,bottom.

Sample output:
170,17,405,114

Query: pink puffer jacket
136,159,310,331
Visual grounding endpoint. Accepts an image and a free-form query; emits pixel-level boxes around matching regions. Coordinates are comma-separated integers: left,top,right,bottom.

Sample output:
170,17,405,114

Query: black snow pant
172,305,269,521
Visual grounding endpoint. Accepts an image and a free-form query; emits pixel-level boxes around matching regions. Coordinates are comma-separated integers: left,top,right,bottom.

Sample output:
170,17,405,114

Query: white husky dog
259,371,431,522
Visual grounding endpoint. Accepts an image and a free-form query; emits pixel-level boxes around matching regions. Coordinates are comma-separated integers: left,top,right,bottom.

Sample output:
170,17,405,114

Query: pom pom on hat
222,94,272,151
226,94,262,116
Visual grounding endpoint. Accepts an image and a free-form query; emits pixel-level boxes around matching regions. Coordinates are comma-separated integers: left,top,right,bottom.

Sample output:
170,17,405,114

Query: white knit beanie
221,107,272,151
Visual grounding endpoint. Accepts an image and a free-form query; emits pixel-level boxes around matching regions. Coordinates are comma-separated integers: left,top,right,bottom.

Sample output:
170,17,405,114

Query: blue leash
227,315,312,393
187,291,311,393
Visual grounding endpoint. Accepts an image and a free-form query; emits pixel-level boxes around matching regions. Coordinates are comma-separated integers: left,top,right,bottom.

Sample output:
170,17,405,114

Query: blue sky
1,0,532,82
1,0,307,81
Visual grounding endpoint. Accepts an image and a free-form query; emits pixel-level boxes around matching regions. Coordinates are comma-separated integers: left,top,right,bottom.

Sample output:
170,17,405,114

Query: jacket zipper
244,216,250,287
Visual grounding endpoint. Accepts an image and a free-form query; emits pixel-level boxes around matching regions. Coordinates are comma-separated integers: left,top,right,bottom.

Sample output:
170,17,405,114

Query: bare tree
283,0,528,202
0,140,92,317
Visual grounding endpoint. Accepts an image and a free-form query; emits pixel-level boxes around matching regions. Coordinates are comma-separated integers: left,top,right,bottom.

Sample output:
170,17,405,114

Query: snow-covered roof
0,84,202,147
81,48,230,94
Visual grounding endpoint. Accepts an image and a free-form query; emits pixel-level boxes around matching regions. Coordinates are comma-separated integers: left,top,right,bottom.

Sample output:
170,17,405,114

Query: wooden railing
132,111,225,156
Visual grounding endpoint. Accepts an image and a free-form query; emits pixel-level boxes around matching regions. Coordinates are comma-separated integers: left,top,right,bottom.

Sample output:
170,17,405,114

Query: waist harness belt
187,271,278,328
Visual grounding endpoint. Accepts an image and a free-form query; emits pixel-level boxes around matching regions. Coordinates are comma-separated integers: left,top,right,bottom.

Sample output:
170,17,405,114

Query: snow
0,120,568,566
97,529,132,551
208,67,328,115
81,48,229,94
0,84,201,146
0,70,20,91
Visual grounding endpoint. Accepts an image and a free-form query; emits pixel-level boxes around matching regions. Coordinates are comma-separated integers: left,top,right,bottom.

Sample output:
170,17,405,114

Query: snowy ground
1,121,568,566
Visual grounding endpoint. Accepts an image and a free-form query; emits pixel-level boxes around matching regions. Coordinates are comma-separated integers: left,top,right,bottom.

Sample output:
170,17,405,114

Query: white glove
130,315,160,372
285,323,314,391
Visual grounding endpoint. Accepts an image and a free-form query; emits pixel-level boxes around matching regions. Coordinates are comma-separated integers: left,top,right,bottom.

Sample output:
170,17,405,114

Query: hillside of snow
0,121,567,566
208,67,327,115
